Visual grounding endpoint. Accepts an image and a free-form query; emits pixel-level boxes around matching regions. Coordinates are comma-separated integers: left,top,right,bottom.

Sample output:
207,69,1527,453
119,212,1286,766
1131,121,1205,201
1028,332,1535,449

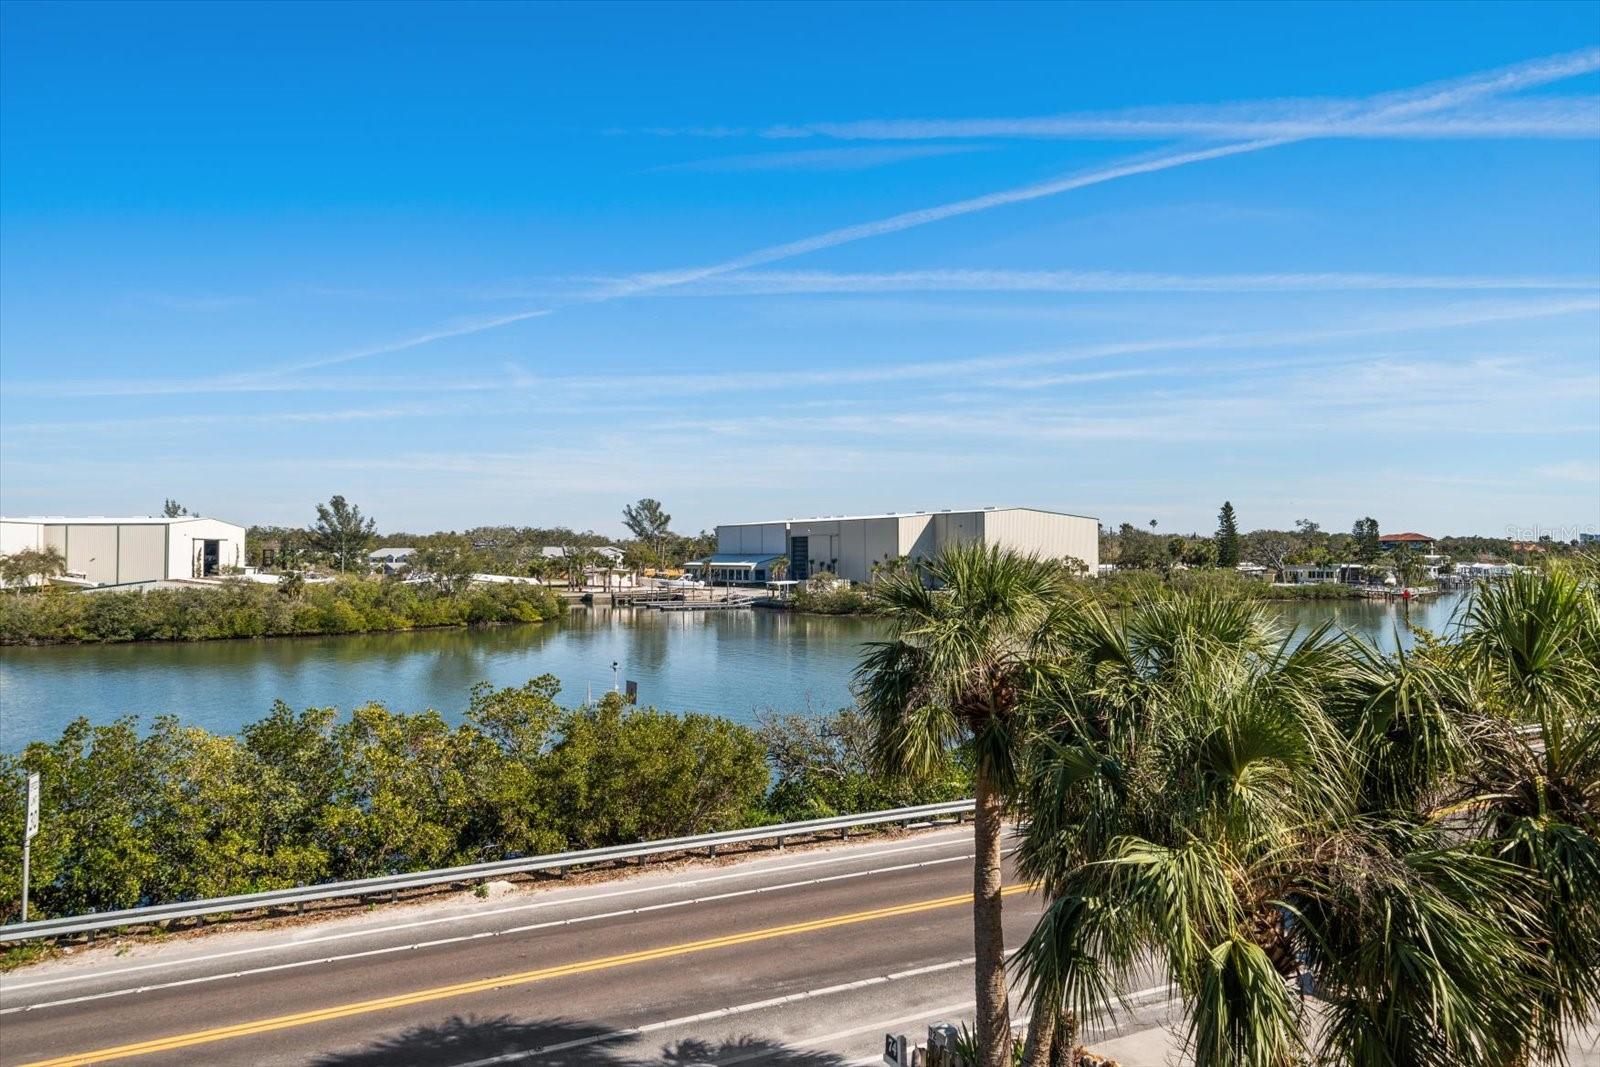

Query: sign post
22,772,40,922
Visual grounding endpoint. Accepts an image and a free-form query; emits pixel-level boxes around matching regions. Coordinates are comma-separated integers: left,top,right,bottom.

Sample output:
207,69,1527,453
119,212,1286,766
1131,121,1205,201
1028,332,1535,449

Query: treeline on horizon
0,682,967,924
245,496,718,576
0,577,567,646
1100,512,1583,573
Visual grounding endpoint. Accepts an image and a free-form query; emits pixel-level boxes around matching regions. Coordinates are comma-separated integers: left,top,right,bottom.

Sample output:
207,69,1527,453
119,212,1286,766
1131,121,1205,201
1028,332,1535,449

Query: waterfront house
1378,531,1435,551
1282,563,1380,586
1283,564,1342,585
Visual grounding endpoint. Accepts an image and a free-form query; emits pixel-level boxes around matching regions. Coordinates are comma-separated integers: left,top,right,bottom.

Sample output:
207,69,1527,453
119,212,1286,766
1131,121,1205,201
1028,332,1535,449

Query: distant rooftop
1379,532,1434,542
721,505,1098,526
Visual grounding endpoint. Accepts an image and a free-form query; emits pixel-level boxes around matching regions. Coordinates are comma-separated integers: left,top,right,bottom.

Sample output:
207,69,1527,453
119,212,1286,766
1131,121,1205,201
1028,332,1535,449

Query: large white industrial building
697,506,1099,585
0,516,247,587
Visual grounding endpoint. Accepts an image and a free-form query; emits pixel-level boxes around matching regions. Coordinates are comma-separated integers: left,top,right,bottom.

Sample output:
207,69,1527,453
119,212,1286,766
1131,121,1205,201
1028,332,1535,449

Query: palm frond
1186,936,1302,1067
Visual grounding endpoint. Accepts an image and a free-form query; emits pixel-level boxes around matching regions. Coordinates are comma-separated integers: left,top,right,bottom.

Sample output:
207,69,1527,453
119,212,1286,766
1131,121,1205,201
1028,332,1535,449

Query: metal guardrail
0,799,974,943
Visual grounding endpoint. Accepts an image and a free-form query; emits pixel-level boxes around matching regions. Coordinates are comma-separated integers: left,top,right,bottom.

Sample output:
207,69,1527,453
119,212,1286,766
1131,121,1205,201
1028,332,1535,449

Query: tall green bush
0,679,787,921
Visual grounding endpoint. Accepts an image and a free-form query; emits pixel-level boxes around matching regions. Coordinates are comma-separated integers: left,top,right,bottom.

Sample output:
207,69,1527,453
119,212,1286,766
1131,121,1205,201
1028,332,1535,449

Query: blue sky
2,1,1597,539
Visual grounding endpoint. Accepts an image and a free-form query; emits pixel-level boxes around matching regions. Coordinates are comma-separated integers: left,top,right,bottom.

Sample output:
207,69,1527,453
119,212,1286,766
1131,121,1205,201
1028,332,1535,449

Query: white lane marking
448,969,1171,1067
779,1000,977,1067
2,829,983,994
445,957,979,1066
829,983,1176,1066
1,849,1013,1015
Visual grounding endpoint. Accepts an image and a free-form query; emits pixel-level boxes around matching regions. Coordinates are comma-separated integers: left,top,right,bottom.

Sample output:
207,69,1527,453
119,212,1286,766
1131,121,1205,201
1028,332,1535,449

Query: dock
651,596,762,611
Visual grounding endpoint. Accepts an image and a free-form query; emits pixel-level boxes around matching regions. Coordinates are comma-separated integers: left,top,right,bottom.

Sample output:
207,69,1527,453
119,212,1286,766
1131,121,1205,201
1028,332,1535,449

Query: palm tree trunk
974,761,1011,1067
1050,1009,1078,1067
1021,995,1057,1067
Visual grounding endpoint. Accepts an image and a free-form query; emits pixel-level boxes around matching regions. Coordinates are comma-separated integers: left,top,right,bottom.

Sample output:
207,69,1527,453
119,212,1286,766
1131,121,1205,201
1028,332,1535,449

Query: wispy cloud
0,404,488,435
139,47,1599,385
1532,460,1600,483
11,46,1595,412
587,49,1600,299
625,268,1600,297
9,294,1594,400
647,143,985,173
129,293,255,312
745,95,1600,142
274,308,555,374
632,355,1600,448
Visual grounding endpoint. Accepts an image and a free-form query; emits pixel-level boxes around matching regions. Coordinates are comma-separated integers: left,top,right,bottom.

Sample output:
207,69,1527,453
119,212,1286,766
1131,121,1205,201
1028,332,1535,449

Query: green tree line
246,496,718,577
1103,511,1590,576
0,686,966,922
0,577,566,646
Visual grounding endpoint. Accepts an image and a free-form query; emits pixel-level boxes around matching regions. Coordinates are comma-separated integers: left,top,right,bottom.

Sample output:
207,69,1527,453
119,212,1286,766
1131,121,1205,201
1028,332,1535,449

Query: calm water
0,594,1470,750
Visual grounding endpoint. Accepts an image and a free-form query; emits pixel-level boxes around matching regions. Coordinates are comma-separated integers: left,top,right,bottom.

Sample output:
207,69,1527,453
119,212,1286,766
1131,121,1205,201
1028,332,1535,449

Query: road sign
882,1033,908,1066
625,680,639,705
24,772,39,840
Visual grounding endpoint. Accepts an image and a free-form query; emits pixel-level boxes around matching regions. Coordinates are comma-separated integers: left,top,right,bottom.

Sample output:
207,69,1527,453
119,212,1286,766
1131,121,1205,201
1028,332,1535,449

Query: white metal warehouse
698,506,1099,584
0,515,247,586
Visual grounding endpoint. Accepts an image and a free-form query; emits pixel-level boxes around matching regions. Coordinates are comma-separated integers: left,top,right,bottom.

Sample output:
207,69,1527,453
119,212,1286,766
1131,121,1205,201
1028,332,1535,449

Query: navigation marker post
21,772,39,922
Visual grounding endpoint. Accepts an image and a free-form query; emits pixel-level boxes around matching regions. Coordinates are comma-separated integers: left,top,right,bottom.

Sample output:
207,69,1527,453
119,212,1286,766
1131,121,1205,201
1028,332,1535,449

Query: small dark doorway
201,540,220,576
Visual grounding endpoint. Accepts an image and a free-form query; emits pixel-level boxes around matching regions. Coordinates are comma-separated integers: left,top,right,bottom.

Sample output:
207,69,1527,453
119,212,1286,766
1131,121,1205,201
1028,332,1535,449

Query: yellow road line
19,883,1035,1066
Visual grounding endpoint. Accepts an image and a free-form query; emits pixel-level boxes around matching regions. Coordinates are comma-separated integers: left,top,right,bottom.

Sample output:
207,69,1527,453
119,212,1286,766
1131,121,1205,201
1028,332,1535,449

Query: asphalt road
0,827,1178,1067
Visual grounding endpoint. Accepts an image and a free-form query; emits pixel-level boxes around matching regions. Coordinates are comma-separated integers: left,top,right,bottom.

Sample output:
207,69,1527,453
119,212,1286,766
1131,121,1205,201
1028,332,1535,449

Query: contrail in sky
181,46,1600,380
603,47,1600,297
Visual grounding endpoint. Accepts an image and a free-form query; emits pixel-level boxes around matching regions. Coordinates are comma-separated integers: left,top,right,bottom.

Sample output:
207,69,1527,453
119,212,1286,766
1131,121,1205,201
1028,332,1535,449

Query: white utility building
699,506,1099,585
0,516,247,586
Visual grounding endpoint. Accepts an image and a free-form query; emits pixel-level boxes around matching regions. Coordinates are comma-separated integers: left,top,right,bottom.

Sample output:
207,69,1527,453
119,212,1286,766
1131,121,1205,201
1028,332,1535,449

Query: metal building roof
717,505,1098,527
1,515,241,527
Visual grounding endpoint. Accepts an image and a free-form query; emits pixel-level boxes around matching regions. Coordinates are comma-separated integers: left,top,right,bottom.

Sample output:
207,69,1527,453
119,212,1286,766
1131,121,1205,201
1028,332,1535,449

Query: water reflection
0,594,1469,749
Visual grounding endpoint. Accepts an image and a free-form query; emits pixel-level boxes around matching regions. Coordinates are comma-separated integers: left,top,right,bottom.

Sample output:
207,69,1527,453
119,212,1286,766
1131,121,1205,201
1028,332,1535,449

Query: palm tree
1454,570,1600,1062
1013,583,1596,1066
1014,594,1356,1065
564,547,593,591
856,543,1072,1067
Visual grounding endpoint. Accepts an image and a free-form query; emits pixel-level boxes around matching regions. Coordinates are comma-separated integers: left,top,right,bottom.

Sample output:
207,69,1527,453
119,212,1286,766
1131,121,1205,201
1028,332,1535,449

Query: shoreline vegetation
787,568,1367,616
0,578,567,647
0,569,1369,646
0,685,965,928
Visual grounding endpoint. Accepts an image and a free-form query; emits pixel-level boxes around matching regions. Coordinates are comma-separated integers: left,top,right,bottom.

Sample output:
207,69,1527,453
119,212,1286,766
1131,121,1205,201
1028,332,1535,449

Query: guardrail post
707,844,717,857
775,836,786,851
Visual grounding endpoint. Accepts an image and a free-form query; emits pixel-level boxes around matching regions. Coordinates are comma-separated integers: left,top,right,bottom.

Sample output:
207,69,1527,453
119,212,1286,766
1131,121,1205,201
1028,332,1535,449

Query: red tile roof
1379,532,1434,542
